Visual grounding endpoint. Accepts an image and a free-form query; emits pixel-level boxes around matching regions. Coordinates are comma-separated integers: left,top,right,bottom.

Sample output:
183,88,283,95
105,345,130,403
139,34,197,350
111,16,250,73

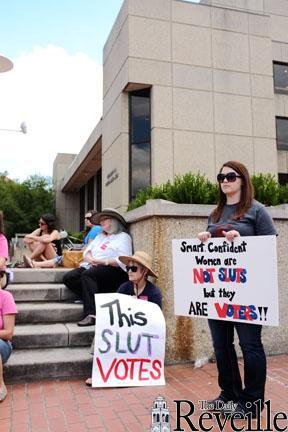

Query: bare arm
24,228,42,242
40,230,60,244
0,314,15,340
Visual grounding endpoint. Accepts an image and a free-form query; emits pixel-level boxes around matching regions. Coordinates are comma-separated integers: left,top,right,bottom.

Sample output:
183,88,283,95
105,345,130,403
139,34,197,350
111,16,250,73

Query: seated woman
63,208,132,326
23,214,61,262
23,210,101,268
85,250,162,386
0,211,17,403
118,250,162,308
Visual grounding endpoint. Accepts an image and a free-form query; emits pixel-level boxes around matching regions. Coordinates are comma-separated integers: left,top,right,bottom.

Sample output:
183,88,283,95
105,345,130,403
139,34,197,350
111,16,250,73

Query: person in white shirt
63,208,132,326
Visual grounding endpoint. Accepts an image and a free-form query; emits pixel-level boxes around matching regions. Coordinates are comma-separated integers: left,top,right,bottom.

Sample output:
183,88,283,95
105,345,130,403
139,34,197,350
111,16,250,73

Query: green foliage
128,172,288,211
251,174,279,206
128,173,218,210
0,174,55,239
68,231,85,242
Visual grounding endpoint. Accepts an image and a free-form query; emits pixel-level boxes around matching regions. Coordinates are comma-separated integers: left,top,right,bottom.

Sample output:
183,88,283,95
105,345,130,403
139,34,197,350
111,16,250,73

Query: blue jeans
0,339,12,364
208,319,266,412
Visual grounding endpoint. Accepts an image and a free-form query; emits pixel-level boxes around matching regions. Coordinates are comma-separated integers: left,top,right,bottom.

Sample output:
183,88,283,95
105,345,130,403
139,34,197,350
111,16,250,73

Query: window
273,62,288,94
129,89,151,200
278,173,288,185
87,176,95,210
276,117,288,150
79,185,85,230
96,168,102,211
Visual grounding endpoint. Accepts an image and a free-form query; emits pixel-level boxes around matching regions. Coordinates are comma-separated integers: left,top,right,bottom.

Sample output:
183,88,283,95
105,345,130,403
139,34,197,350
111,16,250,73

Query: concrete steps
4,268,94,383
13,323,94,349
16,302,83,323
8,283,76,302
4,347,93,382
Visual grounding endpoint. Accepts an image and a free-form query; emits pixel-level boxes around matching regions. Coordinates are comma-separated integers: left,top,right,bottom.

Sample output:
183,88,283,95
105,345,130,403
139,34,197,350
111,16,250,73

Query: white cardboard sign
172,236,278,326
92,293,166,387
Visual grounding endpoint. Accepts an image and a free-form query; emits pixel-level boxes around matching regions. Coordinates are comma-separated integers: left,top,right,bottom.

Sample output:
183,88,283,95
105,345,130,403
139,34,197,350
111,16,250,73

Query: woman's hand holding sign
198,231,211,243
222,230,240,242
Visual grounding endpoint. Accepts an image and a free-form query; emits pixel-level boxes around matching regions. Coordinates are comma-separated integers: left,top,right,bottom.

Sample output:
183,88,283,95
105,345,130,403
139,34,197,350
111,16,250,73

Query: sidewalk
1,354,287,432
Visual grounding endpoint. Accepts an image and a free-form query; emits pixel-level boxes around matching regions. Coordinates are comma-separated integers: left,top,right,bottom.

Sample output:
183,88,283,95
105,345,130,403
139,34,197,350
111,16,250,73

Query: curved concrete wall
125,199,288,363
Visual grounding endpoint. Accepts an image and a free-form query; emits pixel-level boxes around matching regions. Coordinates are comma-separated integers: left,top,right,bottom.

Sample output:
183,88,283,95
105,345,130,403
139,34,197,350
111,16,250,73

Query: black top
117,280,162,309
39,230,62,256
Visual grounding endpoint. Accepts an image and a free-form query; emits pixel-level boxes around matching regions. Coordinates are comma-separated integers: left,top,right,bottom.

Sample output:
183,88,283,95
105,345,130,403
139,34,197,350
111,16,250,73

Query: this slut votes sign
92,293,166,387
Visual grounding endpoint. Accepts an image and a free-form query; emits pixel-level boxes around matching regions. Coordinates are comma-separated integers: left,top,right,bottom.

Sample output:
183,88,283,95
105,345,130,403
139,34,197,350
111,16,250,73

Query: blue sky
0,0,123,63
0,0,200,180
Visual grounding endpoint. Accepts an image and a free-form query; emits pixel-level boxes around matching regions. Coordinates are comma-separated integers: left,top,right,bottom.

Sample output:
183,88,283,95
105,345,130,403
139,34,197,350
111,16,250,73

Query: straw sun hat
119,251,158,278
91,208,127,228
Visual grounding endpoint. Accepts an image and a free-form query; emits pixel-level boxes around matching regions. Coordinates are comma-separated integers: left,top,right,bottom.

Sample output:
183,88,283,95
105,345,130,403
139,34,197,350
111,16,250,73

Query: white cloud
0,45,102,181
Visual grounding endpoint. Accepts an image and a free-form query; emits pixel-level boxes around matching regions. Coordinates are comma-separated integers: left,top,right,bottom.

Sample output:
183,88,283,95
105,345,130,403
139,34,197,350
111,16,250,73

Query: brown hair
0,210,5,235
211,161,254,222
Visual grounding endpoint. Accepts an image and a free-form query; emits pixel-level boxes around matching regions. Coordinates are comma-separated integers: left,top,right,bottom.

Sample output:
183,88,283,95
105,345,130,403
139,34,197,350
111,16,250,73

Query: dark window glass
130,96,150,143
87,176,94,210
79,185,85,230
278,173,288,185
130,142,151,198
273,62,288,94
129,89,151,200
276,117,288,150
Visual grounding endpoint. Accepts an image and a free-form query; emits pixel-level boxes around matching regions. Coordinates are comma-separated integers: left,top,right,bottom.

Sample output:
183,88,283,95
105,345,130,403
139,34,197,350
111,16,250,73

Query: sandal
85,377,92,387
23,255,34,268
0,384,7,402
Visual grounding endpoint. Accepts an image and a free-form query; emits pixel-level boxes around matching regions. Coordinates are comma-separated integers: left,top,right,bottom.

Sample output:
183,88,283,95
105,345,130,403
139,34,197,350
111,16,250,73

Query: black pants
208,319,266,413
63,265,128,317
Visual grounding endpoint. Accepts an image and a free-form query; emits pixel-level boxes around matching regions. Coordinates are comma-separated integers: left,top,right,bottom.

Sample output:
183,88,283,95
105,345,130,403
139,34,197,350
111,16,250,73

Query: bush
128,172,288,211
251,174,279,206
128,173,218,211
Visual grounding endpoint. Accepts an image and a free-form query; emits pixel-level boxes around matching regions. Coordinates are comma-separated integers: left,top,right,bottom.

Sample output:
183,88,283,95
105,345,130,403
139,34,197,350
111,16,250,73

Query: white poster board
92,293,166,387
172,236,278,326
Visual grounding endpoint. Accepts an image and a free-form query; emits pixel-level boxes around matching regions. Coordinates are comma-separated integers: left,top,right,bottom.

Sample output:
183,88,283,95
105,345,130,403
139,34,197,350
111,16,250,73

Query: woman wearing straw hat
117,251,162,308
64,208,132,326
85,250,162,386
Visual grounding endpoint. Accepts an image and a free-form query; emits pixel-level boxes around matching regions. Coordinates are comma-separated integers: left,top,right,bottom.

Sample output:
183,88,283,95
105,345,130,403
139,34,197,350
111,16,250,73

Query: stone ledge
125,199,288,223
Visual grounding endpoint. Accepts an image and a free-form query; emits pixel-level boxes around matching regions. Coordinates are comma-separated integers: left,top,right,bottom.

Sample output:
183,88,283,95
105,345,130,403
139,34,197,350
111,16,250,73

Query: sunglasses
126,265,138,273
84,216,91,221
39,221,46,225
217,172,242,183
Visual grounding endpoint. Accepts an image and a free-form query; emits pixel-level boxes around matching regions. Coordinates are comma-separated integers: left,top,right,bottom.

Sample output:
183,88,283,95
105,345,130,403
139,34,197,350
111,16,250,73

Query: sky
0,0,123,181
0,0,200,182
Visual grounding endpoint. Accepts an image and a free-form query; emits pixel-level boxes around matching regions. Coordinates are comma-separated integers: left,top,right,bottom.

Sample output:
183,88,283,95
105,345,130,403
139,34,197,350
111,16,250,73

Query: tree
0,174,55,239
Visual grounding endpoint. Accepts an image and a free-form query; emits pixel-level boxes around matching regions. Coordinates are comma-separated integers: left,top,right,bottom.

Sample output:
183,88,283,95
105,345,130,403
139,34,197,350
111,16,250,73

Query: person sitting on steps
23,213,61,263
63,208,132,326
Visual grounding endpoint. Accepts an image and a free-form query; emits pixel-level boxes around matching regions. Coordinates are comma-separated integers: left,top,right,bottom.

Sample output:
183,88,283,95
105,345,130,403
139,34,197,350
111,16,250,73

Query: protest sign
92,293,166,387
172,235,278,326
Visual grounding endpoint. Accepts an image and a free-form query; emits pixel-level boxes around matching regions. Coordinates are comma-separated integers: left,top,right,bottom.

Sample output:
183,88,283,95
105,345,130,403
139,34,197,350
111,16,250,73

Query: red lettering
214,303,228,318
138,359,150,381
114,359,129,380
244,306,253,321
150,360,162,380
96,357,163,383
193,268,204,283
232,305,241,318
96,357,117,383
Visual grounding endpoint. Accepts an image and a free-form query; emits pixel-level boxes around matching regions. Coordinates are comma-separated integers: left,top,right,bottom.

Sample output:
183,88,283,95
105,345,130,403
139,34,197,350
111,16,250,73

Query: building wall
53,154,79,231
101,0,288,210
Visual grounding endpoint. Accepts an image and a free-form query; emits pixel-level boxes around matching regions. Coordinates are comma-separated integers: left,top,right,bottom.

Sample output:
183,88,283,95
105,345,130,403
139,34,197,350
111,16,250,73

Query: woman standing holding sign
198,161,277,418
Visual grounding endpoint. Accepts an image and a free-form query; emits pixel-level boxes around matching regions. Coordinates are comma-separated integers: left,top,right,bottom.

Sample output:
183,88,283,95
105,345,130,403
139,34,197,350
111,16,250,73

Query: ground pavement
1,354,287,432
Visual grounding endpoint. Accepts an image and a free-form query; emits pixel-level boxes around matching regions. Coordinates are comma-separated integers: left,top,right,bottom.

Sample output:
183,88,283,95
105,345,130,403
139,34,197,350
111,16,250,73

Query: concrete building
54,0,288,230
